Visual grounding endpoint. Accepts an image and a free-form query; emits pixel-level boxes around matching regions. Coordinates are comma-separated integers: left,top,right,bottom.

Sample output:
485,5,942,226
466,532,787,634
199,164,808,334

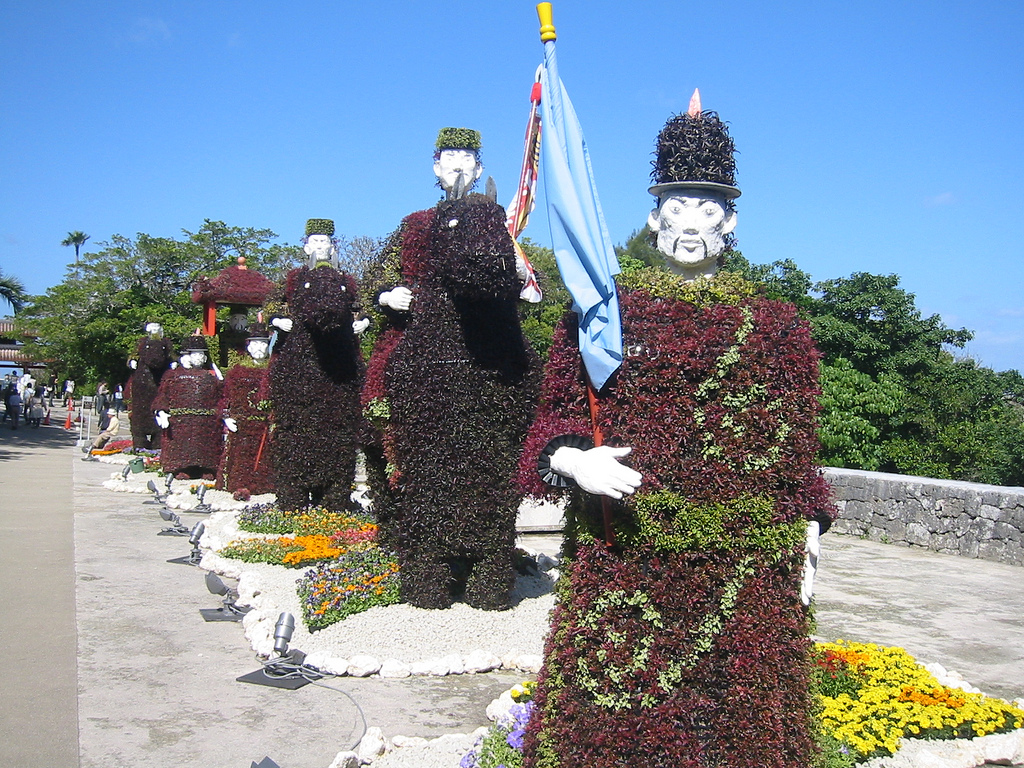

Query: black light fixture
199,571,251,622
144,475,172,505
192,483,212,514
157,507,190,536
167,521,205,565
236,612,322,690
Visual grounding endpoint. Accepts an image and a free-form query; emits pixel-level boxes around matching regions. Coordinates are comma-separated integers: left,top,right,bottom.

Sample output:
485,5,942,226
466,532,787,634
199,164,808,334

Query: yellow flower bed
817,640,1024,759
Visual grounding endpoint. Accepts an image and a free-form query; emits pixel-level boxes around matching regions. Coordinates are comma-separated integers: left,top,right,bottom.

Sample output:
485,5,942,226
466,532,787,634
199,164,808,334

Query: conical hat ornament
649,88,741,200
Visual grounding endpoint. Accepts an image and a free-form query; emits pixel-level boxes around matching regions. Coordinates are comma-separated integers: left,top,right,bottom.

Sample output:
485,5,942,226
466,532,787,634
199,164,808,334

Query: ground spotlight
237,612,322,690
191,483,212,513
167,520,205,566
143,476,171,505
250,759,281,768
199,571,250,622
157,507,190,536
121,464,132,480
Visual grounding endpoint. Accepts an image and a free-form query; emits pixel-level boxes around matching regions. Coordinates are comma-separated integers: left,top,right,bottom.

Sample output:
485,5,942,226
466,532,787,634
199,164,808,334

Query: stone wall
825,467,1024,567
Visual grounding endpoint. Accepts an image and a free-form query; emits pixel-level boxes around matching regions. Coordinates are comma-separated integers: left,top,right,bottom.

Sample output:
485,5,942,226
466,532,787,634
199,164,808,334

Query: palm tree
0,267,26,314
61,230,90,264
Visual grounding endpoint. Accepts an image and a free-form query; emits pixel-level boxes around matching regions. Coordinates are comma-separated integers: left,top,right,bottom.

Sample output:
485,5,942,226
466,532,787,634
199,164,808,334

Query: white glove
379,286,413,312
549,445,642,499
155,411,170,429
352,317,371,335
271,317,293,333
169,361,179,369
128,359,138,370
223,416,238,433
800,520,821,607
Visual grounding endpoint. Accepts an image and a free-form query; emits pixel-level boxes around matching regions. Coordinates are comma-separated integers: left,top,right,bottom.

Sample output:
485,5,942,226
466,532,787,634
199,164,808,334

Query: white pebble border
199,506,554,676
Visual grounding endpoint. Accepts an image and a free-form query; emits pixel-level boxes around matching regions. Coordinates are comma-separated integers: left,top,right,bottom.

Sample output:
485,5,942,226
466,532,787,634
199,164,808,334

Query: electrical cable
255,656,369,749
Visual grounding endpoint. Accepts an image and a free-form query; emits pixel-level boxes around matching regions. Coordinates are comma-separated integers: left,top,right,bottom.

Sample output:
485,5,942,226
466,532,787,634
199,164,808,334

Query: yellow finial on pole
537,3,556,42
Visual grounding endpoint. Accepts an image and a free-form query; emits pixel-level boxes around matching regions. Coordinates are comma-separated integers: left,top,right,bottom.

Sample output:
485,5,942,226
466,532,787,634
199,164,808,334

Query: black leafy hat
650,89,740,200
181,335,209,352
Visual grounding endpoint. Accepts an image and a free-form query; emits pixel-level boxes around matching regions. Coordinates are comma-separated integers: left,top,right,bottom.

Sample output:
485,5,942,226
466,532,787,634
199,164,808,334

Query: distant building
0,319,49,379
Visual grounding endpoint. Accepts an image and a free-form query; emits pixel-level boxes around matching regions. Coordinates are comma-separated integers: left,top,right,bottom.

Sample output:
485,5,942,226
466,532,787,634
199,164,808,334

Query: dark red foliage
215,364,274,495
371,195,540,610
190,263,276,306
128,335,173,450
150,366,224,478
269,266,363,512
520,284,831,767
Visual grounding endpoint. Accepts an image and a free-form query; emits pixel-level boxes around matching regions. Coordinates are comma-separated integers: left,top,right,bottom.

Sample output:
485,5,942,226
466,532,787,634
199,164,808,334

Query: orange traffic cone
43,412,50,426
64,410,73,430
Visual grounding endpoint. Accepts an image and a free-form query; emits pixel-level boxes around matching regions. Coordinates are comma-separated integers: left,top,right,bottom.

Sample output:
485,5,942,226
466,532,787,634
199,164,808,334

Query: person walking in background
112,384,125,413
95,380,109,413
7,388,22,429
64,379,75,409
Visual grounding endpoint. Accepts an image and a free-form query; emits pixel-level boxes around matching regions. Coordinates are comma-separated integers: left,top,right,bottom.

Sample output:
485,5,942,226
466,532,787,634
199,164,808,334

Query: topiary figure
267,220,364,512
519,95,834,767
362,129,541,610
127,322,173,450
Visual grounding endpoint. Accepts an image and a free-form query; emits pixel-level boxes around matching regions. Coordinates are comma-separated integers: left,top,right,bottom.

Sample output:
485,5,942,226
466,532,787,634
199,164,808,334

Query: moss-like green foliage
617,266,758,307
435,126,481,152
304,218,335,237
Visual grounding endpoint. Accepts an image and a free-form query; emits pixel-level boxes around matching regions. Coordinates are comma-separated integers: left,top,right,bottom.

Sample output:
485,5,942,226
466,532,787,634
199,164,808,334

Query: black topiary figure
128,333,173,450
268,265,363,511
374,194,541,610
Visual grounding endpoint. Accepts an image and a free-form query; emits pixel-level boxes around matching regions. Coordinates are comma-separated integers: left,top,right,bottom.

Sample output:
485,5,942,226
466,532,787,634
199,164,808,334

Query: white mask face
648,191,737,276
145,322,163,337
246,340,269,361
303,234,336,263
433,149,482,193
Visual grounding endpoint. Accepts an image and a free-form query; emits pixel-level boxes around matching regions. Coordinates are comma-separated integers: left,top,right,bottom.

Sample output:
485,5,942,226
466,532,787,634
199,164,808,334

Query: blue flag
539,40,622,391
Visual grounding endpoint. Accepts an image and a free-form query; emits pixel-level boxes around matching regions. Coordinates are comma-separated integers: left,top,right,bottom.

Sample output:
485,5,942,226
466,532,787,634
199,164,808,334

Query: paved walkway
0,411,80,768
1,417,1022,767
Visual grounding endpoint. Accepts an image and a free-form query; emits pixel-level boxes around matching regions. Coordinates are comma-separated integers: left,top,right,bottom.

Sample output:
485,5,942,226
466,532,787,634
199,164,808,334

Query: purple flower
506,728,525,750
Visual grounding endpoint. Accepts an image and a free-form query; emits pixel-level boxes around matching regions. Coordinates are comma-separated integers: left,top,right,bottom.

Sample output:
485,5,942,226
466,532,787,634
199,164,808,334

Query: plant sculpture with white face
303,234,337,264
245,339,269,362
647,190,737,281
433,149,482,195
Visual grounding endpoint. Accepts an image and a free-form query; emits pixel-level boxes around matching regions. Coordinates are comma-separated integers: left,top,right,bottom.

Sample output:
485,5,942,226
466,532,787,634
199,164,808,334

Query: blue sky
2,1,1022,371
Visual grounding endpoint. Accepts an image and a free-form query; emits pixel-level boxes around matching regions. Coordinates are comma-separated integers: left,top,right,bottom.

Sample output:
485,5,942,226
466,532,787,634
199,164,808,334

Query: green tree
517,238,571,360
0,267,26,314
61,230,90,264
19,221,302,388
809,272,972,379
614,226,663,269
818,357,904,470
722,251,814,310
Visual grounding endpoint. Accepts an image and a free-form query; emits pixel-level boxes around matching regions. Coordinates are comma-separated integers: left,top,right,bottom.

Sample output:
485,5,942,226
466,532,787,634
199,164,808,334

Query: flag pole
536,2,616,546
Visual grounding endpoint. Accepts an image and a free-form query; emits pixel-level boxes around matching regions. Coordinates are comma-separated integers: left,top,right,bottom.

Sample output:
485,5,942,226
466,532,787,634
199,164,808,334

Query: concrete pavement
1,415,1022,767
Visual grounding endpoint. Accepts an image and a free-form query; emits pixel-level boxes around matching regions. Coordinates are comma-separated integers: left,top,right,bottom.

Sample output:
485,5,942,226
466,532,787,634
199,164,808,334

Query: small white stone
409,659,434,676
464,649,501,674
424,656,453,676
348,655,381,677
441,653,464,675
515,654,543,673
391,735,428,748
328,750,360,768
500,649,522,669
317,655,350,677
379,659,411,678
485,691,515,723
356,727,389,764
